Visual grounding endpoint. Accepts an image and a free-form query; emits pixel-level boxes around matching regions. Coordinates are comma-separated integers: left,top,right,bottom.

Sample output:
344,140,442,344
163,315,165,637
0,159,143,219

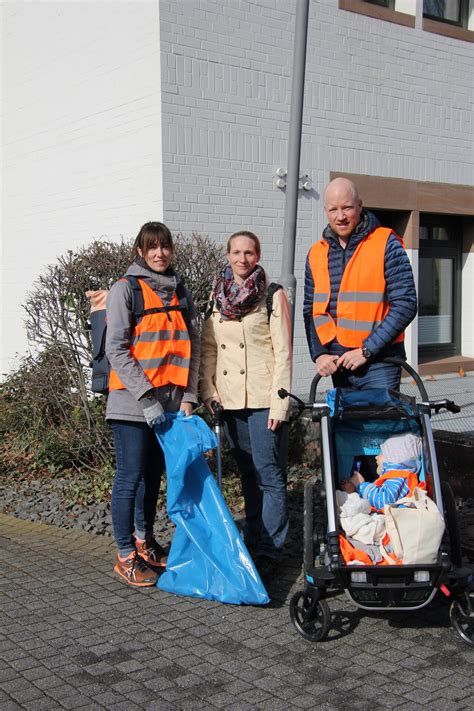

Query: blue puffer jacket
303,210,417,362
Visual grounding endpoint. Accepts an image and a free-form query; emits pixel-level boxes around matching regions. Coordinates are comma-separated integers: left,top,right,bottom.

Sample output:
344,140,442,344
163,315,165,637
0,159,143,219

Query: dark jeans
224,408,289,559
110,420,164,557
331,360,401,390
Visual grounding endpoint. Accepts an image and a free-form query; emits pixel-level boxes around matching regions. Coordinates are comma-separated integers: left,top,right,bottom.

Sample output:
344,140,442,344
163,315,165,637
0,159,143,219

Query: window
423,0,469,26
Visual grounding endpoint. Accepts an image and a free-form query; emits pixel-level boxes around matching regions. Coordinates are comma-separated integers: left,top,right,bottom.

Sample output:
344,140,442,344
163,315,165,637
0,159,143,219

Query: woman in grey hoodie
105,222,200,587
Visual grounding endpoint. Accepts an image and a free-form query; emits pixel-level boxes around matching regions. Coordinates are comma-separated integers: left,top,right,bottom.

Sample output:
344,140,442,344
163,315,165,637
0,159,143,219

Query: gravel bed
1,469,472,561
0,475,174,540
0,466,309,552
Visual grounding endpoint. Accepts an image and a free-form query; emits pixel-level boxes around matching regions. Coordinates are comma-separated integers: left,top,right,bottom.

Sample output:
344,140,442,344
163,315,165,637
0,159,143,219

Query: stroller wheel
450,592,474,647
289,590,331,642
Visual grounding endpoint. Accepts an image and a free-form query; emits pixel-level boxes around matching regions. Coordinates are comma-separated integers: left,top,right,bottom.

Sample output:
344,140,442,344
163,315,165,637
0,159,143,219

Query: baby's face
376,453,384,474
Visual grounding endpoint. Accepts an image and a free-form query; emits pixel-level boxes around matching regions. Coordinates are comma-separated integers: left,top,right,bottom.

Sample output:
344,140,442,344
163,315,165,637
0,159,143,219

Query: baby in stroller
340,432,423,511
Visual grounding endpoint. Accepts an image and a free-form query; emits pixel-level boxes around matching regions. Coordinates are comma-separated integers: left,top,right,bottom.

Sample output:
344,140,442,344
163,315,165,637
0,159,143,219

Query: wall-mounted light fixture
274,167,287,189
273,168,313,191
300,174,313,191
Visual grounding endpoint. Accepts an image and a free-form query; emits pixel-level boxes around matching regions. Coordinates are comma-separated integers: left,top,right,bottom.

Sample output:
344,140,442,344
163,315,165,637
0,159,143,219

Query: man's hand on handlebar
336,348,368,372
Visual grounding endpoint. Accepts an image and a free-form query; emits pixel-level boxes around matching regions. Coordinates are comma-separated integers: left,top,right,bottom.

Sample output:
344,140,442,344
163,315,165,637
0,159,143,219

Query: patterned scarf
214,264,266,320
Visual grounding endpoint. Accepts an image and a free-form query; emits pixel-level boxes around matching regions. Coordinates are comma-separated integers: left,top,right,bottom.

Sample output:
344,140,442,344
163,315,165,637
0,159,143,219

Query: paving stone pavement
1,513,473,711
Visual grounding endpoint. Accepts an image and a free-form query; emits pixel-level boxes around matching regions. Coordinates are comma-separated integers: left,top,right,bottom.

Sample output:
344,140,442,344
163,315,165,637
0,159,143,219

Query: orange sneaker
114,551,159,587
135,536,168,569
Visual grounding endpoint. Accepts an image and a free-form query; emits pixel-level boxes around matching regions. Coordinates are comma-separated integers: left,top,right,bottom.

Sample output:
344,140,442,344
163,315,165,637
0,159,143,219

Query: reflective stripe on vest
308,227,405,348
109,279,190,391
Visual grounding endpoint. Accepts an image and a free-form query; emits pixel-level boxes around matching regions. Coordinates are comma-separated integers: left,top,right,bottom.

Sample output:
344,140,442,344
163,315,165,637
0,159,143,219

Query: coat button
223,370,227,375
239,343,244,348
240,369,245,375
221,344,226,349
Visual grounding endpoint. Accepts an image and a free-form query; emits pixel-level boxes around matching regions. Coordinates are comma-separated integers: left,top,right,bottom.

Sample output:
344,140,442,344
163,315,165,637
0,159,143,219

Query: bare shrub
173,232,226,319
2,233,225,488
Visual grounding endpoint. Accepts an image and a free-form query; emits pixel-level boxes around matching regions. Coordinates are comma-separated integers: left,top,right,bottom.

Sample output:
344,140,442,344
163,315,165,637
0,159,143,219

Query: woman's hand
180,402,194,417
204,396,222,415
267,419,282,432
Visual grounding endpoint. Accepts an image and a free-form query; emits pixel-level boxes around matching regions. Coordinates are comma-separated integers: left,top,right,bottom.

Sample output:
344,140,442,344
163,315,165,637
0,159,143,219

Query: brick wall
159,0,473,394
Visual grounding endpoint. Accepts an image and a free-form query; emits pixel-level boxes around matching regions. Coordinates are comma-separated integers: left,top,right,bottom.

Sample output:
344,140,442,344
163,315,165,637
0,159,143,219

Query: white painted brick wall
160,0,473,395
1,1,164,374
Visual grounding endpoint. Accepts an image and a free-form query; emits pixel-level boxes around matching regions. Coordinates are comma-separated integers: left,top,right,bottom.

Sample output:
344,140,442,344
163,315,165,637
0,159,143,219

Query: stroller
281,358,474,647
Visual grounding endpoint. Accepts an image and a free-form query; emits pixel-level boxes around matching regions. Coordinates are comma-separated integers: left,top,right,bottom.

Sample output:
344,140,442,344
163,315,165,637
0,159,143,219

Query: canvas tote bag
380,487,445,565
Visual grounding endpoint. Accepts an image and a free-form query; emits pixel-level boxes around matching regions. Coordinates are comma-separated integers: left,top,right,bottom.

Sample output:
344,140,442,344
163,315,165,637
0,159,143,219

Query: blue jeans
224,409,289,559
110,420,164,557
331,360,401,390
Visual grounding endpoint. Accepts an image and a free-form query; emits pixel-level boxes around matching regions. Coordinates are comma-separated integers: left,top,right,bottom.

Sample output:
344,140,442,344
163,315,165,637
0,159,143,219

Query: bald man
303,177,417,390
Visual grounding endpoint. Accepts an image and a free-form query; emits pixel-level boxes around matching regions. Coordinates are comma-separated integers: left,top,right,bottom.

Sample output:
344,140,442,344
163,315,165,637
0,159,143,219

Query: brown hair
133,222,174,258
226,230,261,258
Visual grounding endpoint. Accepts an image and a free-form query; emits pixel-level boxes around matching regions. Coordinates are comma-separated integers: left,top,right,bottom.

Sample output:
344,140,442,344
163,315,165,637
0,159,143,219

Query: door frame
418,220,462,360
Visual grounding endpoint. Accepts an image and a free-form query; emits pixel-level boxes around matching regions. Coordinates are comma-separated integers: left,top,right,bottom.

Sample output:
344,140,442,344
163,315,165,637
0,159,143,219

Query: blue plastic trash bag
154,412,269,606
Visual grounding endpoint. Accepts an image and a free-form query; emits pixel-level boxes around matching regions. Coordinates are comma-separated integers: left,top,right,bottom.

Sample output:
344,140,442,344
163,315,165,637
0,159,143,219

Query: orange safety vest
308,227,405,348
374,469,425,496
369,469,425,514
109,278,191,391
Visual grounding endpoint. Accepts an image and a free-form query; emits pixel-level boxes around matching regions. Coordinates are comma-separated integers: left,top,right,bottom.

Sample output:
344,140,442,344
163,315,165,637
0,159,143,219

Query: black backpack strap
174,281,194,328
123,276,190,323
204,298,215,321
266,283,283,321
132,277,189,325
175,281,189,316
142,305,183,315
123,275,144,321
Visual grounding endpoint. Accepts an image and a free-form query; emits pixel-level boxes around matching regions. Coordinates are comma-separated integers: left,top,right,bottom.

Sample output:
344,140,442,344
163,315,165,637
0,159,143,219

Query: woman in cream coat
200,231,292,576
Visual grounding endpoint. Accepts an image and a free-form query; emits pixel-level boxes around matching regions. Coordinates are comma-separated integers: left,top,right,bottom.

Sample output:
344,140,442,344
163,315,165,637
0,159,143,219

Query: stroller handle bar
310,357,430,403
278,357,461,415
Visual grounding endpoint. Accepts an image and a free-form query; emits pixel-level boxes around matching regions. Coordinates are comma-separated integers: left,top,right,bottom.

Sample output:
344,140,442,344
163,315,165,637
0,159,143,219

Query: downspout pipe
278,0,310,339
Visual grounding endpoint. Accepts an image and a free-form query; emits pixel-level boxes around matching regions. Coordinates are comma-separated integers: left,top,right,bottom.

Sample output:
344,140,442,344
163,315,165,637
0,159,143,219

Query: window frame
338,0,416,27
422,0,469,28
339,0,473,39
366,0,396,8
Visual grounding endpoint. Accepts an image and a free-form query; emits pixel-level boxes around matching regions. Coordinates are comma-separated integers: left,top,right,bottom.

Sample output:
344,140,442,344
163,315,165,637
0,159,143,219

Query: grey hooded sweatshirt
105,260,200,423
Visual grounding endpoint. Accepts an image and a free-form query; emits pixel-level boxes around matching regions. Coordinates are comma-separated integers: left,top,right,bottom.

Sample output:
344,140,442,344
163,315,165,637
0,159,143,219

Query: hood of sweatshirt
124,259,181,307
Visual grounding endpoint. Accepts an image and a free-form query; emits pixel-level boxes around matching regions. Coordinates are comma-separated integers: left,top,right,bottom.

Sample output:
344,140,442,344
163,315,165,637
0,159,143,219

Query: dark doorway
370,209,411,238
418,214,462,360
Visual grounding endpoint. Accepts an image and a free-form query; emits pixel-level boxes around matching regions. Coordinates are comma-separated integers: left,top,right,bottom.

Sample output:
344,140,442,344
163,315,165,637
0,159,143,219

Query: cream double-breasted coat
199,287,292,421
